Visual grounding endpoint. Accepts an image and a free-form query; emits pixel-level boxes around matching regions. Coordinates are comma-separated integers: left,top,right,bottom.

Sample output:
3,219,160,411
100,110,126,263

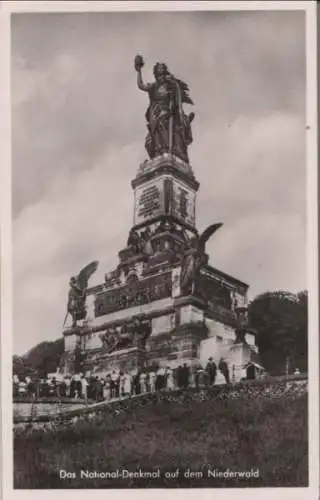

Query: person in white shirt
149,371,156,393
81,376,89,400
166,366,175,391
18,380,27,397
119,372,126,398
103,375,112,400
124,373,132,396
65,376,71,397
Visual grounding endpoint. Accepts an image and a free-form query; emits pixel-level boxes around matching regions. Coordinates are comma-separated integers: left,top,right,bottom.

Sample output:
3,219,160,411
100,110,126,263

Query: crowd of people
13,358,231,402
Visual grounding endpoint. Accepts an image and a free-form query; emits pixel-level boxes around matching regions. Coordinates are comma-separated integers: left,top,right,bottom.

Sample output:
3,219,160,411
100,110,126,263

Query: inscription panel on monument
134,178,165,225
171,178,195,226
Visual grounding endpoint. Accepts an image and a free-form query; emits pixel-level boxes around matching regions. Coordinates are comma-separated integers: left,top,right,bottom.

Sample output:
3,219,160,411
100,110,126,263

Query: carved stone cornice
131,214,198,234
172,294,207,310
132,154,199,191
201,265,249,290
170,321,208,339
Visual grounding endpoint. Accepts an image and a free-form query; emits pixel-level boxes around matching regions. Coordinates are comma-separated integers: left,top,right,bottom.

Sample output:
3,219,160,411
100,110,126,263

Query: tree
248,290,308,375
12,355,36,379
13,338,64,379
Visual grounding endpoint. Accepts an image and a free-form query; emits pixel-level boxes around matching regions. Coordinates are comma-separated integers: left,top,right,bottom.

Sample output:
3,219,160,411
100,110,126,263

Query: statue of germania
134,55,195,163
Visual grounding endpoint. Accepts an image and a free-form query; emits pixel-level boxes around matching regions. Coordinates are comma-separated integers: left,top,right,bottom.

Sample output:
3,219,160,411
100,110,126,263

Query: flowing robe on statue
145,79,193,163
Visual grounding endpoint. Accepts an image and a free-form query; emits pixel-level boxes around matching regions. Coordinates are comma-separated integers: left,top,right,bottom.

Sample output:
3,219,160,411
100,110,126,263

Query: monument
61,56,259,382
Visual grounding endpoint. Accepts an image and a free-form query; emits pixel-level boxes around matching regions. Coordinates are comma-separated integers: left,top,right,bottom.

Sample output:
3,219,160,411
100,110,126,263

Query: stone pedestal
85,347,147,374
132,155,199,232
227,342,252,382
62,152,260,378
146,320,207,370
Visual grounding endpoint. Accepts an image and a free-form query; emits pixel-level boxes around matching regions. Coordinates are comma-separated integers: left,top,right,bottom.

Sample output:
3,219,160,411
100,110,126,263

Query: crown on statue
134,54,144,71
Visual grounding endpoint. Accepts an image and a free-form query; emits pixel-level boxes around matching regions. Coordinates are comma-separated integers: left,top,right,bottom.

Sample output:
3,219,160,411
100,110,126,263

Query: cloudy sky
12,9,306,355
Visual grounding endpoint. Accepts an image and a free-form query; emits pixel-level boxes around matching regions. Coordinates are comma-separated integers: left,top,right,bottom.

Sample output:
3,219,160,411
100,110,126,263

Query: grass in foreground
14,393,308,488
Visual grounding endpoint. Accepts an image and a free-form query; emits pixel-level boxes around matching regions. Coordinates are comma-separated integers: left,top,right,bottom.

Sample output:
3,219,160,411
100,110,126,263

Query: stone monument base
227,342,254,382
146,321,208,370
85,347,147,375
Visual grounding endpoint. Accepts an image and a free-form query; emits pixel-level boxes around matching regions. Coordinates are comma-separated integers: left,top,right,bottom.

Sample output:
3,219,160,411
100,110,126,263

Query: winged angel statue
64,261,99,328
180,223,223,295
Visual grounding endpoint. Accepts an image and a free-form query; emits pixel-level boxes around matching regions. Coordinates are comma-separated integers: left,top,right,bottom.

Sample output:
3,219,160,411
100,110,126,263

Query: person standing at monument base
140,370,147,393
149,370,156,393
123,372,132,397
182,363,191,389
111,370,118,398
81,375,89,400
219,358,230,384
166,366,175,390
119,372,126,398
206,357,217,386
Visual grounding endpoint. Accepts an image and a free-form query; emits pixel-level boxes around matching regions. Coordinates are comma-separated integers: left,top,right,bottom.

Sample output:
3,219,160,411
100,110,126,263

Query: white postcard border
0,2,318,500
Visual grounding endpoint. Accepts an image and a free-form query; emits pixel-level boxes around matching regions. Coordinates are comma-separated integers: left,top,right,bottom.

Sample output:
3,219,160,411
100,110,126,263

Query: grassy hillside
14,391,308,489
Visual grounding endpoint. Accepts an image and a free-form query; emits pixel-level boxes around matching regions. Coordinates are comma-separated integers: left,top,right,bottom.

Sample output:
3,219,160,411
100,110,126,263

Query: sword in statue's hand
63,310,69,327
169,99,174,154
